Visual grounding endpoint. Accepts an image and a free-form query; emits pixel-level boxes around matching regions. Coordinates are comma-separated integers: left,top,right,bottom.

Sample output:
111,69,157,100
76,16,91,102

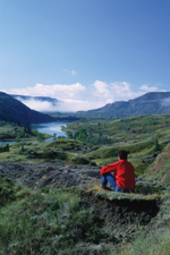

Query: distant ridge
11,95,60,106
0,92,55,124
77,92,170,118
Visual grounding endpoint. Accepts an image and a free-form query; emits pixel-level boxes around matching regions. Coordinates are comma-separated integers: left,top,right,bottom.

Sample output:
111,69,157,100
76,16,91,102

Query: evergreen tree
53,133,57,140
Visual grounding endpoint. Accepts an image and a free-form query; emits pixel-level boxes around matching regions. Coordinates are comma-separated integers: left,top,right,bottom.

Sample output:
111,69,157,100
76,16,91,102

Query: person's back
100,150,136,192
114,159,135,189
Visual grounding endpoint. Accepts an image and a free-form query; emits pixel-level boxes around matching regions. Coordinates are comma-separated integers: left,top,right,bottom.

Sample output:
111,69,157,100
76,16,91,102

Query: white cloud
140,84,158,92
5,80,161,112
92,80,144,103
9,83,85,100
92,80,110,100
20,99,56,112
56,100,106,112
15,97,106,112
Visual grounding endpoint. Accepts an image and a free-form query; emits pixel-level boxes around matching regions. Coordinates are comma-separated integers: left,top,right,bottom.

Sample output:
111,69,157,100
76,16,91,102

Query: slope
0,92,55,124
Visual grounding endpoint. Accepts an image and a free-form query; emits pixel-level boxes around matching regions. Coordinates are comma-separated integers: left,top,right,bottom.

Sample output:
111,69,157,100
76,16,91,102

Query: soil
80,190,160,242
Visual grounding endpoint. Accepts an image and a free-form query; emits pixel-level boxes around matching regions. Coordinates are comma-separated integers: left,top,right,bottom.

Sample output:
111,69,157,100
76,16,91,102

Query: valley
1,113,170,254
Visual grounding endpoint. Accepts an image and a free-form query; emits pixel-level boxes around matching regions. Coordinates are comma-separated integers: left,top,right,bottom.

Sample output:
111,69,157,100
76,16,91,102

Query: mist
18,98,106,113
161,97,170,107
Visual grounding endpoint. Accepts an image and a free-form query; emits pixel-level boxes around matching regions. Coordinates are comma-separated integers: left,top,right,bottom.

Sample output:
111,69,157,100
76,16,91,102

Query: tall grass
0,185,107,254
112,227,170,255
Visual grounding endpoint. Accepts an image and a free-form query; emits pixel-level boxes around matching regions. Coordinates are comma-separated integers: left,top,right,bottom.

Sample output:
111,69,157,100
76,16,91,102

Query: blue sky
1,0,170,111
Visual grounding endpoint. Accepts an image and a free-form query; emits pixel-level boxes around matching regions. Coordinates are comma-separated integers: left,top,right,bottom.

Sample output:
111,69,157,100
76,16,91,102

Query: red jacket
100,159,136,189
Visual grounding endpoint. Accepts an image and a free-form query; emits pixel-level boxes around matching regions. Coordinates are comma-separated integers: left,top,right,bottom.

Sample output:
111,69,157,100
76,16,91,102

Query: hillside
77,92,170,117
0,92,55,124
0,138,169,254
1,114,170,254
147,143,170,187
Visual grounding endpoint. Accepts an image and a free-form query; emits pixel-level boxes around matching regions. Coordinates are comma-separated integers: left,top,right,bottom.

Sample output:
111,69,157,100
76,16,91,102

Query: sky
1,0,170,112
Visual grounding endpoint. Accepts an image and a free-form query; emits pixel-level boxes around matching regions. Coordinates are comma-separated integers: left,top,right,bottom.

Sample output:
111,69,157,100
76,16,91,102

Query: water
0,121,68,146
31,122,68,137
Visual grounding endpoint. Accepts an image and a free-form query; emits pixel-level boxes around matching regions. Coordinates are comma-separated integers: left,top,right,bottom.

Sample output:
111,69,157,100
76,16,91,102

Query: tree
74,128,87,140
66,131,73,139
15,135,20,143
53,133,57,140
37,133,45,142
153,138,161,152
24,121,31,134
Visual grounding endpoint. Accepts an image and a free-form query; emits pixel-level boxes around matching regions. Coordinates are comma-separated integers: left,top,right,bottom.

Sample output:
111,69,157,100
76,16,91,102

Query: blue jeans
101,173,123,192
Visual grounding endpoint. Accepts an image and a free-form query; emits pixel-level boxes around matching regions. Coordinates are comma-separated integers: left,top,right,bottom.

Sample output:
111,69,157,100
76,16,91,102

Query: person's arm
100,162,119,175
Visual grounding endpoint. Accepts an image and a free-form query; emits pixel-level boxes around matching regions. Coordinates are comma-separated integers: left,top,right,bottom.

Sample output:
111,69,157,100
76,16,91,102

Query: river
0,121,68,146
31,121,68,137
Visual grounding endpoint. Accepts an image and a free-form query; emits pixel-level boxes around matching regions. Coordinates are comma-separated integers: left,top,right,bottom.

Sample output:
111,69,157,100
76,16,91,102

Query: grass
1,114,170,176
0,123,52,144
0,182,108,255
0,141,73,163
0,171,170,254
1,114,170,254
113,227,170,255
1,177,169,255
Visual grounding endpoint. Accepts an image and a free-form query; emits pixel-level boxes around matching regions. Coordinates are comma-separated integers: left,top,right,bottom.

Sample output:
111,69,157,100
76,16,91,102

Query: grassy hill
77,92,170,118
62,114,170,175
0,92,55,124
0,138,170,254
1,113,170,254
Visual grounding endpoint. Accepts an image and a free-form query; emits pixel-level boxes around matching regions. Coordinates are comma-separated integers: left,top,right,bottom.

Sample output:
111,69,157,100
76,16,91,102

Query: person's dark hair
118,150,127,160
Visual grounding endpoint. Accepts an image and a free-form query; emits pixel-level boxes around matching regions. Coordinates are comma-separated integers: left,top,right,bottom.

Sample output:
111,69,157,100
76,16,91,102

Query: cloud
92,80,144,103
20,99,57,112
161,97,170,107
63,69,77,75
56,100,106,112
92,80,110,100
5,81,162,112
140,84,158,92
15,97,105,112
9,83,85,100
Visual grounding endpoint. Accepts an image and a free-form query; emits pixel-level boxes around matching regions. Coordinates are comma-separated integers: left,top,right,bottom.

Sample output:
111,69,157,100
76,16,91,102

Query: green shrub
74,157,90,165
153,138,162,153
0,176,15,207
0,176,30,208
41,149,67,160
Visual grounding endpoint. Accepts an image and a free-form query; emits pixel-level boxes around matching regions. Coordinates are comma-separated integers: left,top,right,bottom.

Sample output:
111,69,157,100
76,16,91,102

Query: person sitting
100,150,136,192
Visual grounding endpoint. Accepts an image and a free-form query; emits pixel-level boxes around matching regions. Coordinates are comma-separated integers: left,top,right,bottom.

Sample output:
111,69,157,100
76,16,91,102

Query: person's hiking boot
100,184,107,190
100,184,114,191
109,186,115,191
110,186,115,191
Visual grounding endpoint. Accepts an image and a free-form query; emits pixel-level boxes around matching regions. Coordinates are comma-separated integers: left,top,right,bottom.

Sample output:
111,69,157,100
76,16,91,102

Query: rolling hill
0,92,55,124
77,92,170,118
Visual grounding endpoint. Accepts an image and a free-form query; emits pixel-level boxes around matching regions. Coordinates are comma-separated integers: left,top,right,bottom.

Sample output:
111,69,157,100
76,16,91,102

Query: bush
41,149,67,160
0,144,9,153
0,176,15,207
0,176,30,207
153,139,162,153
74,157,90,165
